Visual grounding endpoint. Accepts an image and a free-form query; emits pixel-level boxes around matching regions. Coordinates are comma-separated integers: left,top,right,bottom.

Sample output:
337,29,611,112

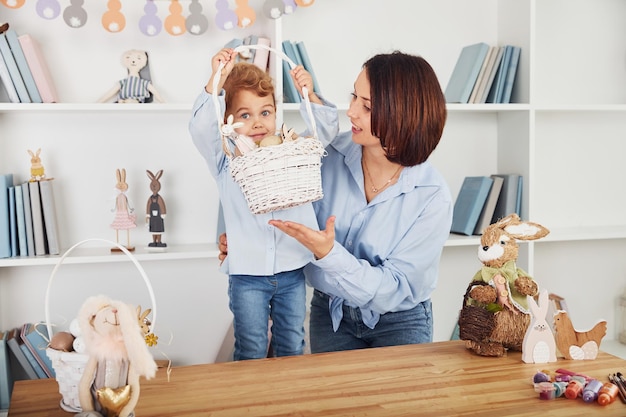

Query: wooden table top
9,340,626,416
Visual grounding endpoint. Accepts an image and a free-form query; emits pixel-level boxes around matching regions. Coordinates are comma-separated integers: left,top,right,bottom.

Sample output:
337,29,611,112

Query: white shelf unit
1,0,626,365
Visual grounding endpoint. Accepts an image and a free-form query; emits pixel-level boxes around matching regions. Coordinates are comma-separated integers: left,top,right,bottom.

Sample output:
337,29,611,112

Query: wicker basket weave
458,281,496,342
44,239,157,412
213,44,325,214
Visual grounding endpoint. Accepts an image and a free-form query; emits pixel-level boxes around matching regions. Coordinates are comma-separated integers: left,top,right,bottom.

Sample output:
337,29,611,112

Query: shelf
0,243,220,267
0,103,193,113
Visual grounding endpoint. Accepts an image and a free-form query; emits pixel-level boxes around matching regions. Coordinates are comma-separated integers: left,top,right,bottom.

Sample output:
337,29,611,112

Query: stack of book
0,174,60,258
281,39,321,104
1,323,55,412
451,174,523,236
0,24,58,103
444,42,521,104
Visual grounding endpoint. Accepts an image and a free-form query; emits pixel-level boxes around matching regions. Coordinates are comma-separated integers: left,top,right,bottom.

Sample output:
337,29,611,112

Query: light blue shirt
189,89,338,276
303,130,453,330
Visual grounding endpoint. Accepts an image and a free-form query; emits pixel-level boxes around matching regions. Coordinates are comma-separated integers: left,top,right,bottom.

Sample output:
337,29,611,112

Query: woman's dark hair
364,51,447,166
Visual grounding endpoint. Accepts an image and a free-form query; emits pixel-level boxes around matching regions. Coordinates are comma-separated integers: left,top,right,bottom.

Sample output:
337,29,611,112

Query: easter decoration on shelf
146,169,167,249
110,168,136,252
521,289,558,364
215,0,238,30
553,309,607,360
138,0,162,36
28,148,47,181
102,0,125,33
458,213,550,357
77,295,157,417
36,0,60,19
98,49,164,103
263,0,284,19
234,0,256,28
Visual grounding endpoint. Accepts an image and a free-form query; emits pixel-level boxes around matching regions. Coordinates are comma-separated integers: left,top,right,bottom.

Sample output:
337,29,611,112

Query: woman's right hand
218,232,228,264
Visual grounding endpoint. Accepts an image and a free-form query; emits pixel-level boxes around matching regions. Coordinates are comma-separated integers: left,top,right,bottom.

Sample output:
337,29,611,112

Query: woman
225,51,452,353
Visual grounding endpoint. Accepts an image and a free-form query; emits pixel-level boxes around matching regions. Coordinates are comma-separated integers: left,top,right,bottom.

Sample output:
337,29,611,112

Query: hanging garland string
1,0,315,36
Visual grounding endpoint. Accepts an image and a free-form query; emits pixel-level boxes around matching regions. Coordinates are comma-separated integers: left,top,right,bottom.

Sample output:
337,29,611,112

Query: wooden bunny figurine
146,169,167,248
522,289,558,363
458,213,550,357
28,148,46,181
110,168,136,251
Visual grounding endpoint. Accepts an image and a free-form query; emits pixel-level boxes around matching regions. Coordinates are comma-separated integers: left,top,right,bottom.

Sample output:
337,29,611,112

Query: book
0,32,30,102
28,180,46,256
468,45,495,104
252,36,271,72
8,186,17,257
472,175,503,235
0,173,13,258
451,176,494,236
17,334,46,378
20,323,54,378
281,40,301,103
490,174,522,223
4,28,42,103
6,328,38,379
282,40,303,67
39,179,60,255
444,42,489,103
501,46,521,104
478,46,504,104
21,182,35,256
18,33,59,103
0,48,19,103
295,40,321,94
0,330,12,410
14,184,27,256
488,45,513,104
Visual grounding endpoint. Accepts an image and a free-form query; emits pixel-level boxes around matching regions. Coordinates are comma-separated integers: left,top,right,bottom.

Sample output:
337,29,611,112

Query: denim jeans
229,269,306,360
309,289,433,353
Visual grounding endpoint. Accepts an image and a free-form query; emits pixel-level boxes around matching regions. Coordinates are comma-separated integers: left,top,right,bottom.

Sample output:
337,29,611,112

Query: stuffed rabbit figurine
522,289,557,363
458,213,550,357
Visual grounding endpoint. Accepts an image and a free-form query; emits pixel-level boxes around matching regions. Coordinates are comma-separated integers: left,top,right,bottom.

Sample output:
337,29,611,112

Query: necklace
362,158,403,194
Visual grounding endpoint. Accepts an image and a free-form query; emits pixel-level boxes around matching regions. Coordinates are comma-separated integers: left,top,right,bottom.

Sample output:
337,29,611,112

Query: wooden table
9,340,626,416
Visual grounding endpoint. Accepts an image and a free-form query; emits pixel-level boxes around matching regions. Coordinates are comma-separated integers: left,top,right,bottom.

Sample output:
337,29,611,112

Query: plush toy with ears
458,213,550,357
76,295,157,417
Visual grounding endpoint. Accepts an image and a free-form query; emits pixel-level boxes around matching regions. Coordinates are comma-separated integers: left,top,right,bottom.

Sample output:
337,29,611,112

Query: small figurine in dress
98,49,164,103
110,168,136,251
146,169,167,248
28,148,46,181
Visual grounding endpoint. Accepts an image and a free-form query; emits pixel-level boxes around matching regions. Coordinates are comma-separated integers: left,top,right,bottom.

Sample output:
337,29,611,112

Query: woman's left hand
269,216,336,260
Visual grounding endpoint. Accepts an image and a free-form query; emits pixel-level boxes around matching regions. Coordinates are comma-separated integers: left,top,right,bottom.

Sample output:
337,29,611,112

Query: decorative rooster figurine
553,311,607,360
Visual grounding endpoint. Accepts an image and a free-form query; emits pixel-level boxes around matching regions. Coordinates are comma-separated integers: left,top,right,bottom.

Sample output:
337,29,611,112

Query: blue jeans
229,269,306,360
309,289,433,353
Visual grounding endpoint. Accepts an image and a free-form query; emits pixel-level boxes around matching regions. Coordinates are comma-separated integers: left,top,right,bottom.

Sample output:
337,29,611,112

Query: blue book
4,29,42,103
6,328,38,379
0,33,30,103
0,330,12,410
8,186,17,257
295,41,321,94
491,174,522,223
281,40,301,103
501,46,521,104
451,176,494,236
444,42,489,103
21,182,35,256
0,173,13,258
490,45,513,104
515,175,523,217
14,184,27,256
21,323,54,378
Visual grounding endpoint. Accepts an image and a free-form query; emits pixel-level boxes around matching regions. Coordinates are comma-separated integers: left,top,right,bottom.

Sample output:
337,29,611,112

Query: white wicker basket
44,239,157,412
213,44,325,214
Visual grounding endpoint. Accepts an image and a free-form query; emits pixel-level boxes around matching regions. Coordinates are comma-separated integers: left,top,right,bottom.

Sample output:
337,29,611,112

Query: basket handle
211,43,318,159
44,239,157,340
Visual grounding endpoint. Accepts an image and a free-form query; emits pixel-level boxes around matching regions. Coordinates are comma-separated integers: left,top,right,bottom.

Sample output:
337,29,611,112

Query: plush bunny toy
458,213,550,357
76,295,157,417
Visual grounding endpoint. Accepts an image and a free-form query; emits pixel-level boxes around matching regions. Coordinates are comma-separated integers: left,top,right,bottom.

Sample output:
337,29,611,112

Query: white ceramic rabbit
522,289,557,363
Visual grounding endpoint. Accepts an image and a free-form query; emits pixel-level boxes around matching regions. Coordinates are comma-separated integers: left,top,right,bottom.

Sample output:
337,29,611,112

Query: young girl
189,48,338,360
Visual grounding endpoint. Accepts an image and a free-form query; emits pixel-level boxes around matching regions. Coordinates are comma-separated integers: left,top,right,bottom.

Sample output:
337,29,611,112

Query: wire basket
213,44,325,214
44,239,157,412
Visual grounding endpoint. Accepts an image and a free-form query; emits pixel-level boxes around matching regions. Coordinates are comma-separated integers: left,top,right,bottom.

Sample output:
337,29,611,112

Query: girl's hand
206,48,237,94
290,65,322,104
269,216,336,260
